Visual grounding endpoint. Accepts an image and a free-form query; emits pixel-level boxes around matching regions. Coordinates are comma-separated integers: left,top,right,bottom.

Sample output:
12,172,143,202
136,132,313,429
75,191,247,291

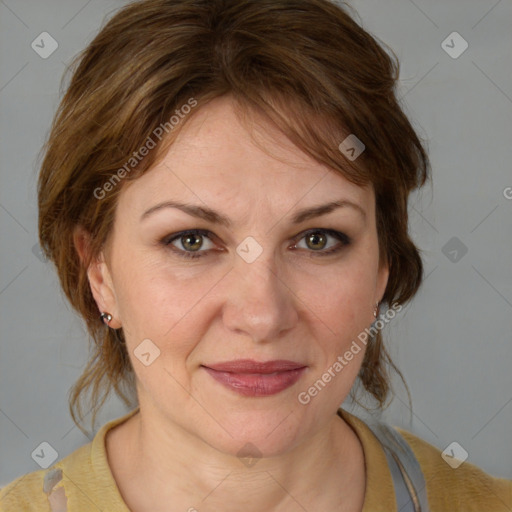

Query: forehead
117,96,374,220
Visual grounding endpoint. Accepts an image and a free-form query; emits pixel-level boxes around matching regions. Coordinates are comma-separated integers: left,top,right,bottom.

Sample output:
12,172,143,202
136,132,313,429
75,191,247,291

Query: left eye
293,229,349,254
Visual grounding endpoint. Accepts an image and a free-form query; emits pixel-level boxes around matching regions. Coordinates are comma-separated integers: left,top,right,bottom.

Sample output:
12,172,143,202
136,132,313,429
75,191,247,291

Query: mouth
201,359,307,397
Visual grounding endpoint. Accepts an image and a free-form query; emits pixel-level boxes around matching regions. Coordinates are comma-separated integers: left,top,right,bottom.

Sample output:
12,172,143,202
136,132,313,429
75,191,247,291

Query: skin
75,95,389,512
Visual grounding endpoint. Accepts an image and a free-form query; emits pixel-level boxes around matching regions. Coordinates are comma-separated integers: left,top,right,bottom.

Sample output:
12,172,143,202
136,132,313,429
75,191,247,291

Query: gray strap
366,422,430,512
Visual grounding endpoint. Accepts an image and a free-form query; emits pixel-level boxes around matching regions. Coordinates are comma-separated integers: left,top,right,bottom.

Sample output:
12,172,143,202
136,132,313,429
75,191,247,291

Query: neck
110,406,365,512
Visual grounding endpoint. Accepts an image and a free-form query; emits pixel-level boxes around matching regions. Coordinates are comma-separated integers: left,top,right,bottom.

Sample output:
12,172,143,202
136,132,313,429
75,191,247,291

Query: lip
205,359,305,373
202,359,307,397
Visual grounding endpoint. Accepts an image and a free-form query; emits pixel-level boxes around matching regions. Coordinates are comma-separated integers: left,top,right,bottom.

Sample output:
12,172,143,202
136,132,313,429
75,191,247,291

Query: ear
375,257,390,314
73,226,122,329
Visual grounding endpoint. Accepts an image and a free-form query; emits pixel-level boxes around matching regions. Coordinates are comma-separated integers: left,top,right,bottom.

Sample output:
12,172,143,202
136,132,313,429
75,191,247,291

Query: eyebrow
140,199,366,225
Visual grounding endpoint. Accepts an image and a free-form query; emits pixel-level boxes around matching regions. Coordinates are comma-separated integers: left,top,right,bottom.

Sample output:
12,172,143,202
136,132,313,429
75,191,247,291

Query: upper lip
203,359,306,374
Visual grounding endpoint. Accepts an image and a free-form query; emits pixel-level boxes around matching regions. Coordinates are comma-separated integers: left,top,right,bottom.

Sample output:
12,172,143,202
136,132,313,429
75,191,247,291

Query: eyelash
161,228,351,260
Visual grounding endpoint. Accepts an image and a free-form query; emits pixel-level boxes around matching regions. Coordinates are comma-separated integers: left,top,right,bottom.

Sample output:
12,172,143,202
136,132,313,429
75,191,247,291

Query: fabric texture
1,407,510,511
365,421,430,511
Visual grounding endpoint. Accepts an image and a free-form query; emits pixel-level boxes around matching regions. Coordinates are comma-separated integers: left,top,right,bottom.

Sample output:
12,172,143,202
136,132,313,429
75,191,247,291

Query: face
86,95,388,457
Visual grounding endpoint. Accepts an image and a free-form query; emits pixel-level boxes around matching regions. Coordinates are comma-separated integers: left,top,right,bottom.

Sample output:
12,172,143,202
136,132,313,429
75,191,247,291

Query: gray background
1,0,511,488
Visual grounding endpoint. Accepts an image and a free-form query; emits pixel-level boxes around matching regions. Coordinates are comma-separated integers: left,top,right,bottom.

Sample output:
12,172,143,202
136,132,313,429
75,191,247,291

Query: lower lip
202,367,306,397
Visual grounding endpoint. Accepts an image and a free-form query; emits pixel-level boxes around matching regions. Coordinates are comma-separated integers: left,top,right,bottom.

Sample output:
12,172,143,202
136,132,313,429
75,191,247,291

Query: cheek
113,256,218,355
293,266,375,409
296,257,378,341
114,270,208,398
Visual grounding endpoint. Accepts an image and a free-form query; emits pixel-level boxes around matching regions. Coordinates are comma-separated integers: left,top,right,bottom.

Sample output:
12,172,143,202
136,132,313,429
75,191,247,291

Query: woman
1,0,510,510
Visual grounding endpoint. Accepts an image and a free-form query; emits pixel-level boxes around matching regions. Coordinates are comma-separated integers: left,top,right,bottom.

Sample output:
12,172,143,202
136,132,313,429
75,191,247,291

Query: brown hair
38,0,429,433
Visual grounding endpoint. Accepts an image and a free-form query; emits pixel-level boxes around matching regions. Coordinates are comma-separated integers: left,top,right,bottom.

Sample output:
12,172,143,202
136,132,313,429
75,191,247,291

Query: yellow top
1,407,510,511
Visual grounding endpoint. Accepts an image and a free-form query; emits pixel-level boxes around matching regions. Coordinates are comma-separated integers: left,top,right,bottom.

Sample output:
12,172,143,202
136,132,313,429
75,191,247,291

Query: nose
221,256,299,343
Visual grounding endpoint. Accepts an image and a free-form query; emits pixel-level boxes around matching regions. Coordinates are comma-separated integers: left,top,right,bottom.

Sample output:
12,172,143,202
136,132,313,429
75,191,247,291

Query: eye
292,229,350,256
161,228,350,260
162,229,216,259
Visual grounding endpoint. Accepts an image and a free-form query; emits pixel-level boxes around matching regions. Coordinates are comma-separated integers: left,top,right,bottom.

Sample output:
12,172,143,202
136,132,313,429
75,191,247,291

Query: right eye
162,229,217,259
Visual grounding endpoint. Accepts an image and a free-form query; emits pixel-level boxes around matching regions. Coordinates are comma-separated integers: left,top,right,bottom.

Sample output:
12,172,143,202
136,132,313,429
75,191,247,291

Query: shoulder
0,442,92,512
0,408,138,512
0,469,48,511
397,427,512,511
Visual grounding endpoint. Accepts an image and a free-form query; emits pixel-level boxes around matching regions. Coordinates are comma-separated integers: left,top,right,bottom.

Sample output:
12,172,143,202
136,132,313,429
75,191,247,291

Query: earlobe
73,226,122,329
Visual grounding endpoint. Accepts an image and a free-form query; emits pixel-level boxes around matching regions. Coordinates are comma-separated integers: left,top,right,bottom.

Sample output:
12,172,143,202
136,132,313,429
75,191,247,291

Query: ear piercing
100,312,113,325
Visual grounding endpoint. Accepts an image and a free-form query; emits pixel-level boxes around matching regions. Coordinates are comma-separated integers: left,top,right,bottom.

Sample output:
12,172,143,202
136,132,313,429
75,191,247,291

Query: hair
38,0,429,434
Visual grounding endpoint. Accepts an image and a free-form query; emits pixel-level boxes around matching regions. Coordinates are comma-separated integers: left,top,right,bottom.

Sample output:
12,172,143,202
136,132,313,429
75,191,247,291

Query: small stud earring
373,302,380,318
100,312,113,325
